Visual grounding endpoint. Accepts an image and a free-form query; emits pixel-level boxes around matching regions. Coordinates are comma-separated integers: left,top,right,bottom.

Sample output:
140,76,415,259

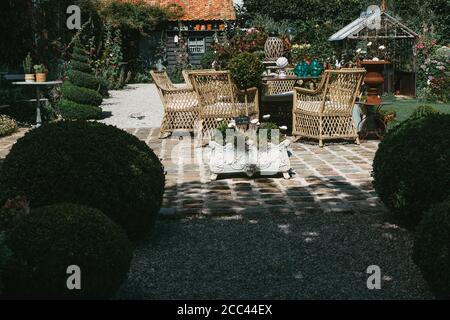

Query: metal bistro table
13,80,63,128
260,75,322,134
356,101,392,141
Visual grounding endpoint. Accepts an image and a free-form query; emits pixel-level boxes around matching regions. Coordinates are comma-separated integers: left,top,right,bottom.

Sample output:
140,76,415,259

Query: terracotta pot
25,74,35,83
207,24,212,31
35,73,47,83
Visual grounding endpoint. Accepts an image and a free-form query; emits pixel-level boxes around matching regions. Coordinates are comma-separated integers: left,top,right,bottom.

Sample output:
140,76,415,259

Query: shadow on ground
119,177,432,300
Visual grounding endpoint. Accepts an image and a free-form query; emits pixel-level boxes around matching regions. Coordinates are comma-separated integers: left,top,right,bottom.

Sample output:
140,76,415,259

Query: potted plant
34,64,47,82
23,53,35,83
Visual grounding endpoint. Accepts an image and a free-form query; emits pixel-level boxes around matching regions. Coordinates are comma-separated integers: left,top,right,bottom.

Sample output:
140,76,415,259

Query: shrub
201,50,216,69
0,121,165,240
0,196,30,232
70,60,92,73
58,99,102,120
67,69,100,90
410,105,438,119
227,52,264,90
413,199,450,298
2,203,132,299
61,82,103,107
373,114,450,226
60,40,103,120
0,115,18,137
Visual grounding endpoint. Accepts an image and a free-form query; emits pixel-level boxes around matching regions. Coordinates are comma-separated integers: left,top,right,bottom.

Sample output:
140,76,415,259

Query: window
188,37,205,54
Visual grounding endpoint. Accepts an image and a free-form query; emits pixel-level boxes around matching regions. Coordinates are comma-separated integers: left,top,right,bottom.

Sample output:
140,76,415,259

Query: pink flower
417,43,425,49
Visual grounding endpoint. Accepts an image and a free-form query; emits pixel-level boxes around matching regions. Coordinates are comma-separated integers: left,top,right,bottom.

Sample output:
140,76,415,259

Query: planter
358,60,390,106
208,139,292,180
25,74,35,83
35,73,47,83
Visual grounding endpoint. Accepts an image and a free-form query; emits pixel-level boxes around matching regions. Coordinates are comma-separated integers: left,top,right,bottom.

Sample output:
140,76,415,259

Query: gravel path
119,208,432,300
100,84,163,129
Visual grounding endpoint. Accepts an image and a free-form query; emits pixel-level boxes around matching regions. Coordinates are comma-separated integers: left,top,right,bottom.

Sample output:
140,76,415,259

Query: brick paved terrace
0,128,432,299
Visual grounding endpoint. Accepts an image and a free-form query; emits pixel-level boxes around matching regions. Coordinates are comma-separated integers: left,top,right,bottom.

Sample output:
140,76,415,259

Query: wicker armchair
150,71,199,138
181,69,216,89
188,70,259,138
292,68,366,147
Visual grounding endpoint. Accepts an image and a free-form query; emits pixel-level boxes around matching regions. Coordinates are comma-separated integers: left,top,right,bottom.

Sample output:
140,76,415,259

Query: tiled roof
121,0,236,21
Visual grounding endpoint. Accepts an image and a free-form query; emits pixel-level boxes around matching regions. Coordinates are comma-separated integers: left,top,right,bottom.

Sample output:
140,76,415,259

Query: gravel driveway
119,208,432,300
100,84,163,129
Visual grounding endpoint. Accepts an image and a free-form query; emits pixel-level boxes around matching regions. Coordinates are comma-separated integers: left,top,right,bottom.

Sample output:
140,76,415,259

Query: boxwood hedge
2,203,132,299
0,121,166,240
413,199,450,298
373,113,450,226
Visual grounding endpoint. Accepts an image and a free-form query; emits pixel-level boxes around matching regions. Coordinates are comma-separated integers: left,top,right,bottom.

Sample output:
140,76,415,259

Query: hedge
0,121,165,240
2,203,132,299
58,99,102,120
61,82,103,107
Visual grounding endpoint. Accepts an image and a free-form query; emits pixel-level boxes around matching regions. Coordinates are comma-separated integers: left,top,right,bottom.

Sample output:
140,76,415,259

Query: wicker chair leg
319,139,324,148
356,136,361,145
159,115,172,139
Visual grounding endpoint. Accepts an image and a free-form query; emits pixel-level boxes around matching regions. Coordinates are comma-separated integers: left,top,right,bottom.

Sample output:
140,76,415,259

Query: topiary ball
0,121,165,240
2,203,132,299
413,199,450,298
373,113,450,226
228,52,264,90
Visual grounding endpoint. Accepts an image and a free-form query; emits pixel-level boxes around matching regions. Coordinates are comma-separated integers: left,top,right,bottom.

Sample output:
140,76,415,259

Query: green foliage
373,113,450,226
0,196,30,232
201,50,217,69
227,52,264,89
98,0,177,36
2,203,132,299
410,105,438,119
67,69,100,90
60,39,104,119
70,60,92,73
0,115,18,138
413,199,450,298
61,82,103,107
93,23,126,90
58,99,102,120
213,29,268,68
22,53,33,74
0,232,12,297
0,121,166,240
33,64,47,74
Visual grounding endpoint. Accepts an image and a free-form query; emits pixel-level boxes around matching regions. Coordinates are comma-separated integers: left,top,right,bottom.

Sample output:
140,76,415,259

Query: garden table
13,80,63,128
356,101,392,141
260,75,322,134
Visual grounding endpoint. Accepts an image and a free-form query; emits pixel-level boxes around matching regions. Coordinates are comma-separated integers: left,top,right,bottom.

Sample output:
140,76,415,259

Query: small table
13,81,63,128
356,101,392,141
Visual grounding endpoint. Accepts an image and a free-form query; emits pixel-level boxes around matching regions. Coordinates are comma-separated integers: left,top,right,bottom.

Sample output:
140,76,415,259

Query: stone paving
122,128,385,219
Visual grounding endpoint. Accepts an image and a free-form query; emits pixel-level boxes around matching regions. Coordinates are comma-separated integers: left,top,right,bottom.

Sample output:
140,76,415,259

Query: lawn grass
383,96,450,123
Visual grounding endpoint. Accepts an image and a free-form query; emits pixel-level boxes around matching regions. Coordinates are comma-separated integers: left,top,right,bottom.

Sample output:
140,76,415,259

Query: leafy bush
201,50,216,69
0,115,18,137
2,203,132,299
410,105,438,119
61,82,103,107
70,60,92,73
413,199,450,298
227,52,264,90
0,196,30,232
58,99,102,120
67,69,99,90
373,113,450,226
0,121,165,240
